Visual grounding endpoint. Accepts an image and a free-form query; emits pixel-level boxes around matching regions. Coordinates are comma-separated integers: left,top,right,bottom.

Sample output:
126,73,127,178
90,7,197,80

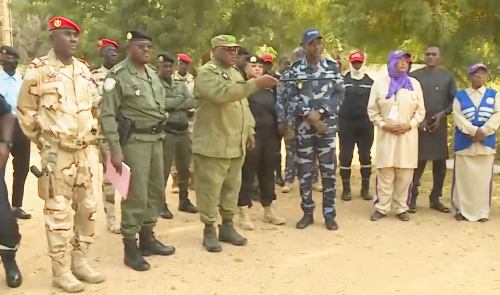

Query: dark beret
0,46,19,58
238,47,250,56
126,29,152,42
157,53,174,63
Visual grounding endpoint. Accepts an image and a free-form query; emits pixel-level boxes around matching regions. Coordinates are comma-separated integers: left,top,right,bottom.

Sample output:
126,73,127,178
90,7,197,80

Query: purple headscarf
386,50,413,98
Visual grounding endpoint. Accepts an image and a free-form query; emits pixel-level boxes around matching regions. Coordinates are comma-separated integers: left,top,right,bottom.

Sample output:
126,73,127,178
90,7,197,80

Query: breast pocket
76,76,92,108
40,82,63,111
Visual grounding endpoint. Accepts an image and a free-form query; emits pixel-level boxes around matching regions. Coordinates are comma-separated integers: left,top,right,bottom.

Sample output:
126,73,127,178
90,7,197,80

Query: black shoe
218,221,247,246
0,251,22,288
178,194,198,214
275,175,285,187
370,211,386,221
123,238,150,271
396,212,410,221
408,201,417,213
455,213,465,221
12,208,31,220
160,203,173,219
203,225,222,252
430,201,450,213
325,218,338,230
341,180,351,201
296,214,314,229
360,179,372,200
139,229,176,257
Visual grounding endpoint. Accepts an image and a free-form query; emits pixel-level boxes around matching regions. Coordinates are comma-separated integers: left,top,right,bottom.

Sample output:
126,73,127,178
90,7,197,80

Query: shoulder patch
110,65,123,74
90,69,98,74
103,78,116,92
30,57,45,68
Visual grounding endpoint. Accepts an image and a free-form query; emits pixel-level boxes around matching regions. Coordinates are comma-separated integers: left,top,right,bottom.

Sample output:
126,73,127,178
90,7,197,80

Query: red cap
408,54,413,63
48,17,81,34
177,53,193,63
261,54,273,63
349,52,365,62
97,39,119,50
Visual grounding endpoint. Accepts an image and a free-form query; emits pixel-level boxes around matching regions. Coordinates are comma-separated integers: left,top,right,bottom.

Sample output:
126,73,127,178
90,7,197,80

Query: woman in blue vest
452,63,500,222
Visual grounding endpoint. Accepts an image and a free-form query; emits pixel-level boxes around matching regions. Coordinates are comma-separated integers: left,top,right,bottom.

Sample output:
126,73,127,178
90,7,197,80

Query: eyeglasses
221,47,239,54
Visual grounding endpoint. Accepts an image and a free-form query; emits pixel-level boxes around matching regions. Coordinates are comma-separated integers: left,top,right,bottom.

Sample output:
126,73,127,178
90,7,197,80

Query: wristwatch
0,141,13,149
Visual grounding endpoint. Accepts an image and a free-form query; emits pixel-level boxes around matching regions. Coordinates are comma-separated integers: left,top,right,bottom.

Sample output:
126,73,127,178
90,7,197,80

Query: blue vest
454,88,497,152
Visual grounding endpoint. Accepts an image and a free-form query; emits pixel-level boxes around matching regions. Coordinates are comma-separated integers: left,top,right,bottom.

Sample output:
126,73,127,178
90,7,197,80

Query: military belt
41,132,98,152
133,124,167,135
166,122,189,133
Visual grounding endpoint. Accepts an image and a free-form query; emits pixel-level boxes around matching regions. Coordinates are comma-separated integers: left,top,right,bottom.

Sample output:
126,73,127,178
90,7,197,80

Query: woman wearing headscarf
238,55,285,230
338,52,374,201
367,50,426,221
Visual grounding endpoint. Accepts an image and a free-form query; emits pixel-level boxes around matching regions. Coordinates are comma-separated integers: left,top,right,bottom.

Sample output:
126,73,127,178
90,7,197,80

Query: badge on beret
487,97,495,105
104,78,116,92
54,19,62,27
250,56,257,63
98,40,103,47
158,56,164,62
222,73,229,80
126,32,132,40
135,89,140,96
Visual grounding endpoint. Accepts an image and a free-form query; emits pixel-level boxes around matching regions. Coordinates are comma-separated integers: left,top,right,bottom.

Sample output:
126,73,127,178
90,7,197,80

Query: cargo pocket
38,174,50,200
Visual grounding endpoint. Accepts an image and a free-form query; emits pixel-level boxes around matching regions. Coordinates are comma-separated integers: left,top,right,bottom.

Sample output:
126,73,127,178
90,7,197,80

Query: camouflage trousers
38,140,98,260
285,138,319,184
296,130,337,218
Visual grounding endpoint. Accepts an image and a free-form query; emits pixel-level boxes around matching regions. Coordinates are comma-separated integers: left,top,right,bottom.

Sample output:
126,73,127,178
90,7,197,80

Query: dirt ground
2,145,500,295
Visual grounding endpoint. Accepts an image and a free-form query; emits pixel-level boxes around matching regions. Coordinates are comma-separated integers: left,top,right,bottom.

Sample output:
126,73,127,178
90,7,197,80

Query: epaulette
110,64,124,74
76,58,90,69
90,69,99,74
202,62,217,71
29,57,46,68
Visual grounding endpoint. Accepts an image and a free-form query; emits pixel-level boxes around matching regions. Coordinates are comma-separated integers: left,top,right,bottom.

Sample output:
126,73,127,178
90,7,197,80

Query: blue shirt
0,70,23,115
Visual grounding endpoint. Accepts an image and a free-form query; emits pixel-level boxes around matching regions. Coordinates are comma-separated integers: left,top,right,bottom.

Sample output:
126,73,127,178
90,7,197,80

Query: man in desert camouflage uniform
17,17,104,293
90,38,121,233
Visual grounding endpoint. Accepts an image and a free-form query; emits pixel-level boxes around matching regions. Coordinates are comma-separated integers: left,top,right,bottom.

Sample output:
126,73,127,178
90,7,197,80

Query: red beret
97,39,119,50
349,52,365,62
261,54,273,63
408,55,413,63
177,53,192,63
48,17,81,34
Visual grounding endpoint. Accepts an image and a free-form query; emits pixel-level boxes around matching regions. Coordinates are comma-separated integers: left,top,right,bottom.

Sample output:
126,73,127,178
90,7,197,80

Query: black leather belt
166,122,189,132
134,124,166,134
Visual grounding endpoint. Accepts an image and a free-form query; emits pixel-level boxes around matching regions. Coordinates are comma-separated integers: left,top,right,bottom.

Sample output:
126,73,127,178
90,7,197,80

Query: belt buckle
152,126,157,134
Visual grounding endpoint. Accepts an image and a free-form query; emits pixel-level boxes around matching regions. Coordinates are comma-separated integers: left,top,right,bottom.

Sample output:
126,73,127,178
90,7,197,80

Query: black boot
218,220,247,246
160,203,173,219
325,217,339,230
203,224,222,252
0,250,22,288
123,238,150,271
275,174,285,187
341,180,352,201
178,192,198,213
296,213,314,229
361,179,372,200
139,228,176,257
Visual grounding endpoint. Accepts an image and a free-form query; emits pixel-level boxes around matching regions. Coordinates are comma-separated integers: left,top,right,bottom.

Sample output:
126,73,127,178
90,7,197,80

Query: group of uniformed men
0,14,492,294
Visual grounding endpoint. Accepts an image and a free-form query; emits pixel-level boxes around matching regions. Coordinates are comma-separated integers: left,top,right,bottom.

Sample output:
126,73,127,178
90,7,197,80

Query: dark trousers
239,134,277,208
338,118,374,181
10,121,30,208
0,168,21,250
411,159,447,204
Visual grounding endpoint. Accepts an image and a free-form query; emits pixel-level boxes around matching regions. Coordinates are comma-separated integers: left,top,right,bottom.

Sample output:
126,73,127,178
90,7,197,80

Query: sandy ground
2,144,500,295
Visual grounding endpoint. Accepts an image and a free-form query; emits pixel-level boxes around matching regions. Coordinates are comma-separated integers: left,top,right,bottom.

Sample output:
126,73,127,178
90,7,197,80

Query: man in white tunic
452,63,500,222
367,50,426,221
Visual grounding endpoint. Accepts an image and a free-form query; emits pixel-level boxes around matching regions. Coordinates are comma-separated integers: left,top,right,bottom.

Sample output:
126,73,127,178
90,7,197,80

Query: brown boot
263,203,285,225
52,259,85,293
71,249,105,284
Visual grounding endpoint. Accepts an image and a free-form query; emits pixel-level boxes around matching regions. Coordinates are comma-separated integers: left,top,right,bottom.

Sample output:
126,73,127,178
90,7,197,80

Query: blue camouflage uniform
277,71,320,185
278,57,344,218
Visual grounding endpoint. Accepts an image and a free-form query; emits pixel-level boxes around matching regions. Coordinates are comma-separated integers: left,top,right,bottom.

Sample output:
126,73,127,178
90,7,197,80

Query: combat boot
71,249,105,284
281,182,293,193
123,238,149,271
51,259,85,293
0,250,22,288
178,191,198,213
160,203,173,219
312,183,323,192
263,203,285,225
104,203,121,234
238,206,255,230
275,174,285,187
218,220,247,246
139,228,175,257
296,213,314,229
203,224,222,252
341,180,352,201
361,179,372,200
171,174,179,193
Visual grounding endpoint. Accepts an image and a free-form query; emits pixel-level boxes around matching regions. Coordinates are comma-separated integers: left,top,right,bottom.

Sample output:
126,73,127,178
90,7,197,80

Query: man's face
157,61,173,79
214,46,239,66
351,61,363,70
102,45,119,66
245,62,264,79
129,40,153,64
304,38,323,58
177,60,189,74
470,69,487,88
425,47,441,68
292,52,305,62
1,54,18,72
51,29,79,56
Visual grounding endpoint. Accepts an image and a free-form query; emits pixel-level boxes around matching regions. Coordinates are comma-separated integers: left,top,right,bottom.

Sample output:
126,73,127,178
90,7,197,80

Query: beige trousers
374,168,414,215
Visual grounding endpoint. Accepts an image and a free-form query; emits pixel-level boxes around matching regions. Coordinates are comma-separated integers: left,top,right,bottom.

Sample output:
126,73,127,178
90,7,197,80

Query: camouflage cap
211,35,240,49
